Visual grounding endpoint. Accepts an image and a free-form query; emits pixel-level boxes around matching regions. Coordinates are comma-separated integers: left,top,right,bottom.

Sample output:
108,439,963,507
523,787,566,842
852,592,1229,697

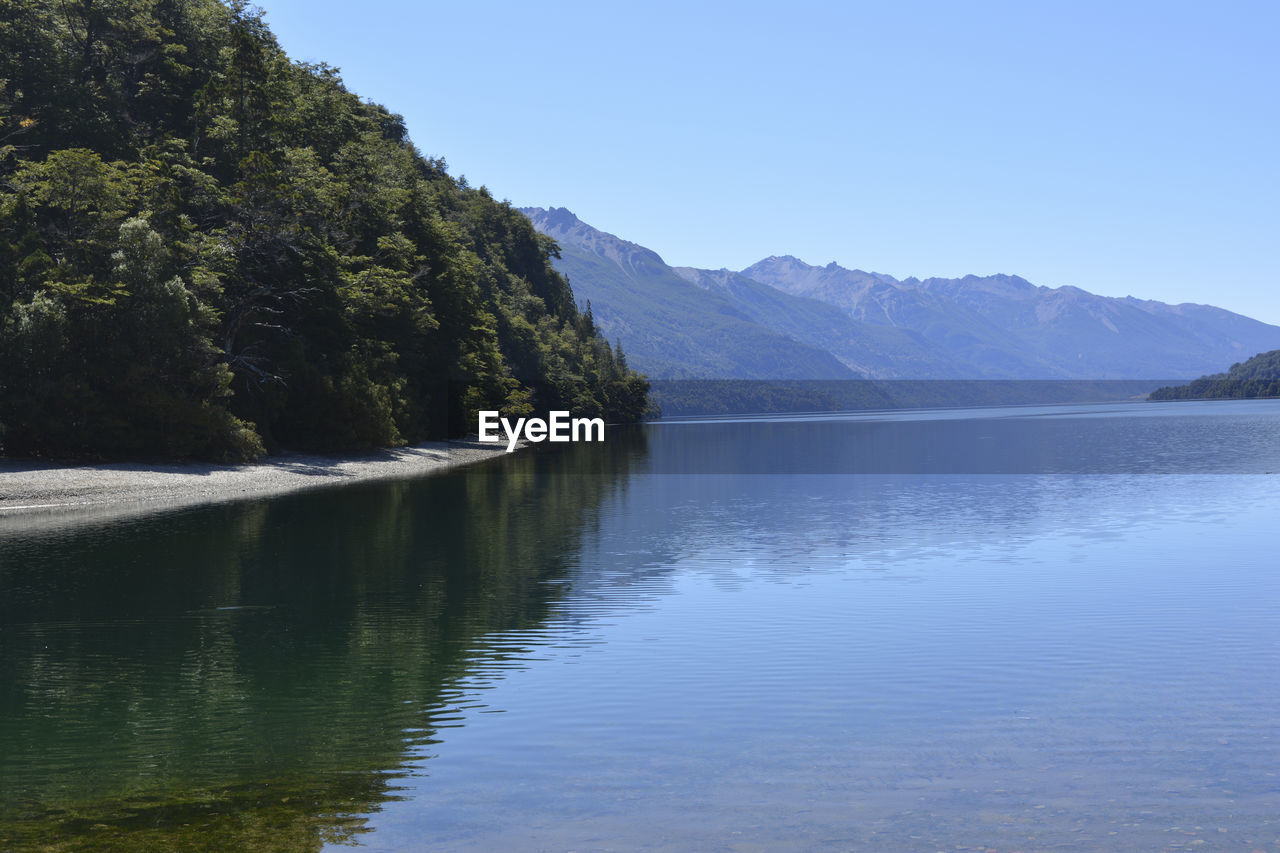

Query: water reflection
0,431,645,849
363,470,1279,852
2,404,1279,850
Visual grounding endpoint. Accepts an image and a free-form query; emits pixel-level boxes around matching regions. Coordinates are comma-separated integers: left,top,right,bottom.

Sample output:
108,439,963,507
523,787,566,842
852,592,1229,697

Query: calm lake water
2,399,1279,851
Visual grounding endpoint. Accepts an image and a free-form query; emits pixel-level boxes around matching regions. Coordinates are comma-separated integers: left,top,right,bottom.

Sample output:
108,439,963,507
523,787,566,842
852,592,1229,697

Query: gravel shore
0,440,512,530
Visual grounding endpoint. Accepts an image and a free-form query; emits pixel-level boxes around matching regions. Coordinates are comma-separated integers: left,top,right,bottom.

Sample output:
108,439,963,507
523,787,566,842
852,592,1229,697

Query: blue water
2,400,1278,850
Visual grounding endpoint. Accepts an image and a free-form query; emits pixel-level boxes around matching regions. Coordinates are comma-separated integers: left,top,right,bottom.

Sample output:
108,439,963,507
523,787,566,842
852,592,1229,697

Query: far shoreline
0,439,518,531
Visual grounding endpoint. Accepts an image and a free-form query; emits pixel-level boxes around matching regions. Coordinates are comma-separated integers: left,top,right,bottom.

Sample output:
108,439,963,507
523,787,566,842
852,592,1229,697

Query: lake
2,399,1279,851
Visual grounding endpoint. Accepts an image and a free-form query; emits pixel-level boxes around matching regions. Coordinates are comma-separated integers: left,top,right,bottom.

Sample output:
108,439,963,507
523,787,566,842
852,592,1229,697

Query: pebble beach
0,440,512,530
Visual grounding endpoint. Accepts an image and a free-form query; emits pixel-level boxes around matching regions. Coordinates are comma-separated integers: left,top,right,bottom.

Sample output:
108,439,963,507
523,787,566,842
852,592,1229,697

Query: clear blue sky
257,0,1280,323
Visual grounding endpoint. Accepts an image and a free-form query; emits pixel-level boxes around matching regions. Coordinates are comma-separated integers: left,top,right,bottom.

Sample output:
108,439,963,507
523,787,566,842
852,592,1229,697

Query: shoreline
0,440,514,530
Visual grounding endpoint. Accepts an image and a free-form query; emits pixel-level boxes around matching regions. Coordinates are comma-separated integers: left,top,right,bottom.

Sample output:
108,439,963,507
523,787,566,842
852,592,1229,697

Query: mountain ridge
522,208,860,380
740,253,1280,378
521,207,1280,380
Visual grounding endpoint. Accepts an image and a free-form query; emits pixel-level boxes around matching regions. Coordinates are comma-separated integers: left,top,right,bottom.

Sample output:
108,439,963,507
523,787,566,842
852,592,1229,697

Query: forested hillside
0,0,647,461
1149,350,1280,400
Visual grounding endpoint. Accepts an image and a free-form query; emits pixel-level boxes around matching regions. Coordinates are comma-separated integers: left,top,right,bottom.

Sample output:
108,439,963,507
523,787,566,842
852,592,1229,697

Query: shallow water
2,400,1278,850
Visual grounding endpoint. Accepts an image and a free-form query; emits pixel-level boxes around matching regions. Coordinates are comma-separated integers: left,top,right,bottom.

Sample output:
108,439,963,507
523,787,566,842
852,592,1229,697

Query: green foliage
0,0,646,460
1149,349,1280,401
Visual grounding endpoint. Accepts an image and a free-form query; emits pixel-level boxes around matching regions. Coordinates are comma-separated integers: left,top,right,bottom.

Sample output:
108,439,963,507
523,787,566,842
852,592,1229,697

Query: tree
0,0,648,461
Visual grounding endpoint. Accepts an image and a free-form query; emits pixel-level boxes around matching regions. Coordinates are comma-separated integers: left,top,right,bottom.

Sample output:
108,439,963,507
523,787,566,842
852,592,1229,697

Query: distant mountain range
522,207,1280,380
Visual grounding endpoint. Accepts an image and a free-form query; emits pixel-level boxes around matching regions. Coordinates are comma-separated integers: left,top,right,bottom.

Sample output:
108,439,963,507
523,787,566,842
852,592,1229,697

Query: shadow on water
0,429,649,851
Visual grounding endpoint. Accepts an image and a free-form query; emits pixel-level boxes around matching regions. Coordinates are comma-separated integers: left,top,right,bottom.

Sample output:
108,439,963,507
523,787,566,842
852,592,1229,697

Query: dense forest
1148,350,1280,401
0,0,648,461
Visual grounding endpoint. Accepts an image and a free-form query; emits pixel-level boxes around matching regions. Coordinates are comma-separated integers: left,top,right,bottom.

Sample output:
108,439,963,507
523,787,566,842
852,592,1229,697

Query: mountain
520,208,857,379
742,256,1280,379
524,208,1280,381
667,266,963,378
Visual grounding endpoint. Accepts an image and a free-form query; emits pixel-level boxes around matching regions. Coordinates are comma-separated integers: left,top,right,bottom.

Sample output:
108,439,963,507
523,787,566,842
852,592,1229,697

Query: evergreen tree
0,0,648,460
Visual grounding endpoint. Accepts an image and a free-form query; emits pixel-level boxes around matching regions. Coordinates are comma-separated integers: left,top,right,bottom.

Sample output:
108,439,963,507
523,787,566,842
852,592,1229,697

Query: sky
256,0,1280,324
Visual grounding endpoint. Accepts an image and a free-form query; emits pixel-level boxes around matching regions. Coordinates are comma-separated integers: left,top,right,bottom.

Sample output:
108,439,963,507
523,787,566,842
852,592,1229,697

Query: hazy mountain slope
737,257,1071,376
670,267,963,378
743,257,1280,378
521,208,1280,381
1124,297,1280,354
520,209,856,379
913,275,1279,377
